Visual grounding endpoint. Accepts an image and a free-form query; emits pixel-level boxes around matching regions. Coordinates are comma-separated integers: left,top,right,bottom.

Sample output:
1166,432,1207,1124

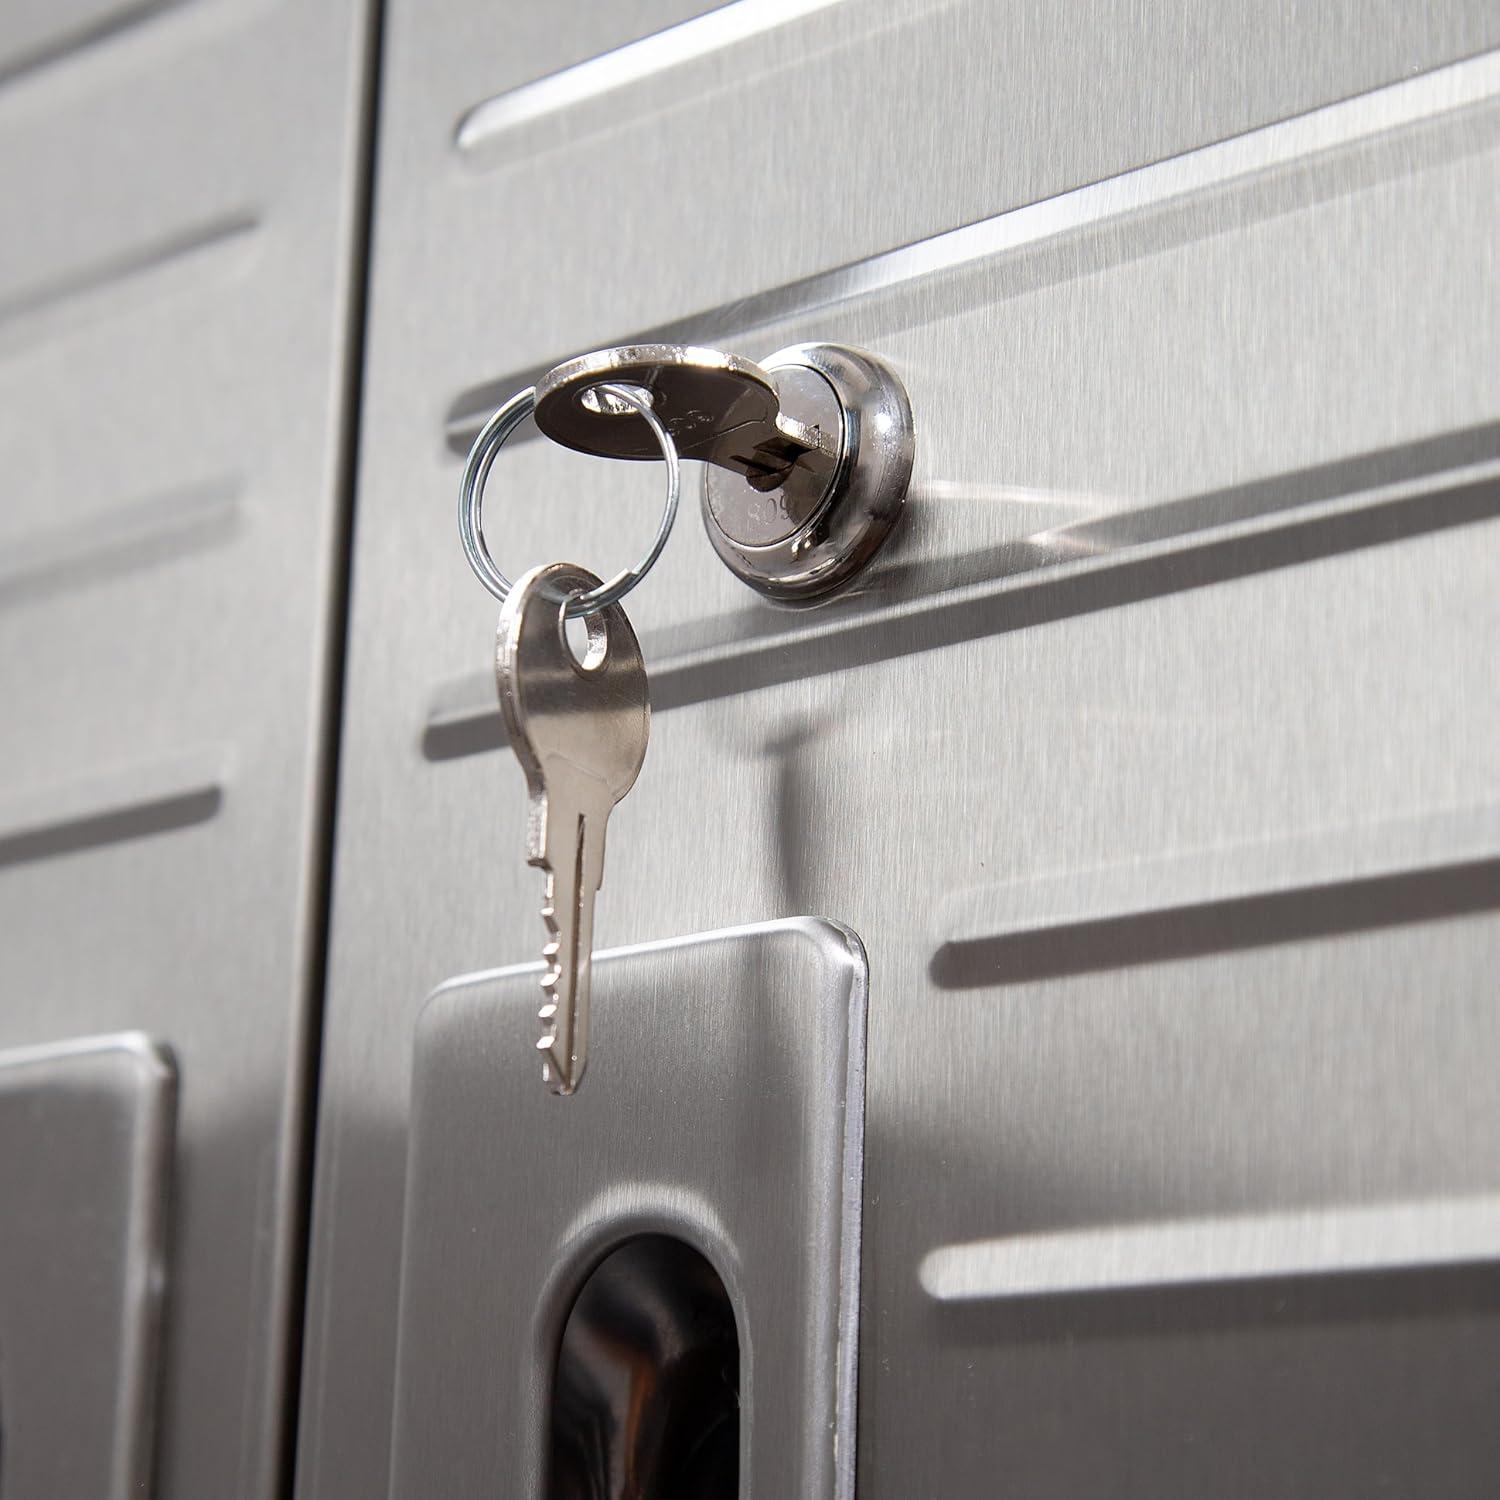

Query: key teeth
537,875,564,1071
535,869,584,1094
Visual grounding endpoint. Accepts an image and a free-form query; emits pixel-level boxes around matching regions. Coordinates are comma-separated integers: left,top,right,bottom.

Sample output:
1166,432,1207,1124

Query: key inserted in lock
536,344,838,485
534,342,914,602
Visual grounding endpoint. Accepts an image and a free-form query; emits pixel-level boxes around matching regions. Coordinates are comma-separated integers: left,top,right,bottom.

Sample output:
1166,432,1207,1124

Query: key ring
458,381,680,617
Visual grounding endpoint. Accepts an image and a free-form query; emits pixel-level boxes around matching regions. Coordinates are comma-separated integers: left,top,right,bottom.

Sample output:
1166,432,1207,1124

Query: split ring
457,381,680,616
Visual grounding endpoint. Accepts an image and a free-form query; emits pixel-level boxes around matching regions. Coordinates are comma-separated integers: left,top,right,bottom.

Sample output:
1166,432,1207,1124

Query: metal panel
0,2,373,1496
304,5,1500,1497
0,1034,174,1500
390,919,866,1498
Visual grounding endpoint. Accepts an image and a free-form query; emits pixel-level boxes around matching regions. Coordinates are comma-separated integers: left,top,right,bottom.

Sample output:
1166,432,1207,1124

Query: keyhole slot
548,1235,740,1499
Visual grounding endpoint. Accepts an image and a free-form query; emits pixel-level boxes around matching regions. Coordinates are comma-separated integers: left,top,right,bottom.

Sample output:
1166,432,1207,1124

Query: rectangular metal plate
0,1033,175,1500
389,917,866,1498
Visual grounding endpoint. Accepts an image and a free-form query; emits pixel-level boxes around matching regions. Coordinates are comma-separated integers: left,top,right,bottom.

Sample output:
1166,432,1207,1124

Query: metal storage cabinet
0,2,373,1496
297,2,1500,1495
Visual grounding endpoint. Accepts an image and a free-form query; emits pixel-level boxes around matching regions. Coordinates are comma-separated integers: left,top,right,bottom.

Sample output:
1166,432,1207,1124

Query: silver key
495,562,650,1095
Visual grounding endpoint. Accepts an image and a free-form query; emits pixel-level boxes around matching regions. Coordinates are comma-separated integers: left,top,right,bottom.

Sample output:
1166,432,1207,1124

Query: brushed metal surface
305,6,1500,1498
0,1034,175,1500
0,0,176,82
0,2,374,1496
424,0,1500,409
443,48,1500,454
389,918,866,1498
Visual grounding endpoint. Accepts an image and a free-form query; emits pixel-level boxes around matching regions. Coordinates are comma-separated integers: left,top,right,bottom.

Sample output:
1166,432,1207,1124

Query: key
495,561,650,1095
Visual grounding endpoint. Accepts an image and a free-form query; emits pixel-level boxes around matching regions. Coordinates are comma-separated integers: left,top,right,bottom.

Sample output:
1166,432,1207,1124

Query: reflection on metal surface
422,444,1500,759
455,0,852,155
551,1235,739,1499
920,1195,1500,1302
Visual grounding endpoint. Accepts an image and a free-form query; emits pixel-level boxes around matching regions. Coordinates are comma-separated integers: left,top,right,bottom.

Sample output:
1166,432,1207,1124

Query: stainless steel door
301,4,1500,1495
0,3,374,1496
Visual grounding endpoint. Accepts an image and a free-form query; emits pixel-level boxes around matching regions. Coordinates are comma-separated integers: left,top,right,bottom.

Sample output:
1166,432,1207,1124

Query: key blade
534,791,610,1095
536,814,585,1095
